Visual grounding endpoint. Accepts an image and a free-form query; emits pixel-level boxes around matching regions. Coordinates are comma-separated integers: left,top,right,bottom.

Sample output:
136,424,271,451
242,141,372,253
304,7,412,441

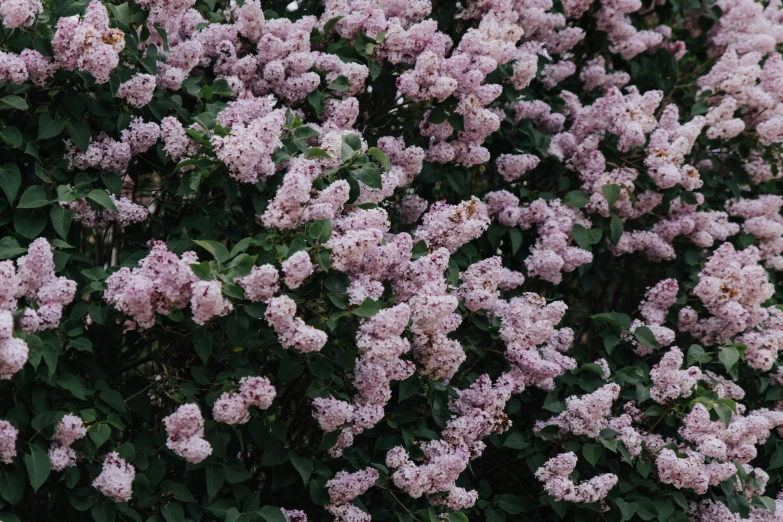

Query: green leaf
38,113,65,140
206,466,225,500
153,23,169,52
719,345,740,377
71,338,93,352
189,262,212,281
89,424,111,449
259,506,287,522
107,2,130,26
602,184,621,209
609,212,623,245
194,240,230,263
0,237,25,261
308,219,332,243
753,496,777,514
99,389,126,412
90,501,115,522
495,494,524,515
0,468,24,504
572,224,602,250
290,454,313,485
14,210,47,239
307,89,326,115
591,312,631,330
352,164,382,189
228,237,262,258
714,403,733,427
502,432,528,449
582,443,602,466
353,297,381,317
86,190,118,213
448,114,465,132
769,445,783,470
428,105,448,124
398,375,420,402
687,344,711,365
224,458,251,483
366,147,391,172
50,207,74,240
211,79,233,97
58,374,87,399
323,16,344,34
0,164,21,203
161,481,196,502
616,499,638,522
633,326,659,350
327,75,351,92
509,228,523,255
303,147,331,159
160,502,184,522
485,508,506,522
68,121,91,151
17,186,51,208
293,126,320,140
24,446,51,493
582,362,606,377
0,126,23,148
228,254,256,278
343,134,362,151
1,95,27,110
563,190,589,208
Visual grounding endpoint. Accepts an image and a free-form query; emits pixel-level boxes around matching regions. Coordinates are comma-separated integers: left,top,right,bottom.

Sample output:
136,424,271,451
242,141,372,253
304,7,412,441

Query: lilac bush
1,0,783,520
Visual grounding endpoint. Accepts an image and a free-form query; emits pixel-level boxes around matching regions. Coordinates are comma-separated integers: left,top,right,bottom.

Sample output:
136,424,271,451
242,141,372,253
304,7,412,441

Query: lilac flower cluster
92,452,136,502
312,304,413,457
626,278,679,355
0,239,76,380
726,196,783,271
325,467,379,522
0,420,17,464
48,415,86,471
485,192,593,284
649,347,703,404
264,296,327,353
51,0,125,83
61,192,149,232
535,452,618,504
235,264,279,303
104,241,199,328
213,376,276,425
679,243,774,344
164,404,212,463
534,383,621,437
0,0,41,28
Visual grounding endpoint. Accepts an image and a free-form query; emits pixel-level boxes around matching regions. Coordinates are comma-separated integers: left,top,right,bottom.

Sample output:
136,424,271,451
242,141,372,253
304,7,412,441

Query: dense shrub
2,0,783,520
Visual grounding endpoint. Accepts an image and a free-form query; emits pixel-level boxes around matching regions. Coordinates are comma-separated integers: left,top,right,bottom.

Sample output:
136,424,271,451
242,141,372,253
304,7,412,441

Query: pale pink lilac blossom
0,420,17,464
164,404,212,463
679,243,774,344
48,414,86,471
535,452,618,503
213,375,276,425
116,74,156,108
51,0,125,84
92,452,135,502
282,251,313,290
264,295,327,352
104,241,199,328
235,265,279,303
649,347,702,404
